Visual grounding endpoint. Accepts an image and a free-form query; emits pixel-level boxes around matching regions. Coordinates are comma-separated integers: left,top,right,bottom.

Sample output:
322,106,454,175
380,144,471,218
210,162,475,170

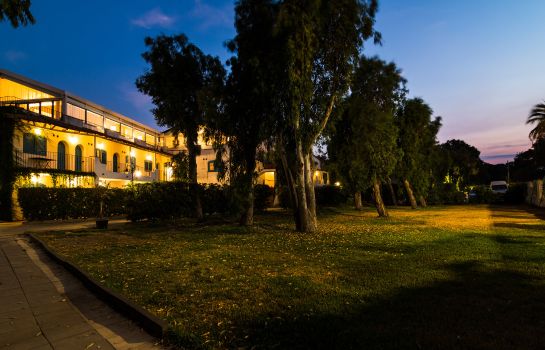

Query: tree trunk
187,132,203,220
304,152,317,230
239,154,257,226
419,195,427,208
403,179,418,209
373,180,388,217
387,178,397,207
354,191,363,210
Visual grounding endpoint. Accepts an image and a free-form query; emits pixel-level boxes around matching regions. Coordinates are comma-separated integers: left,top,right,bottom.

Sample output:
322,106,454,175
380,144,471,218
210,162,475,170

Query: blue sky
1,1,544,163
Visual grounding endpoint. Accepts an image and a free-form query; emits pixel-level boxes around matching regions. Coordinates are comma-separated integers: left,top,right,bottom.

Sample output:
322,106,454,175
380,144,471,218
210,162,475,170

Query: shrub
504,183,526,204
315,185,347,207
254,184,274,212
468,185,496,204
18,187,127,221
427,183,466,205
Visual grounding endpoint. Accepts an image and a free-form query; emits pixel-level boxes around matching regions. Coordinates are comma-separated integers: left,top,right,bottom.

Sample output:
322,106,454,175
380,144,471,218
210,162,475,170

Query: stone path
0,221,166,350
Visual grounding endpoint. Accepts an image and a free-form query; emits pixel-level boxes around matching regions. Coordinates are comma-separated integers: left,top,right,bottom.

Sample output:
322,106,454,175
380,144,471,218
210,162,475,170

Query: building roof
0,68,162,136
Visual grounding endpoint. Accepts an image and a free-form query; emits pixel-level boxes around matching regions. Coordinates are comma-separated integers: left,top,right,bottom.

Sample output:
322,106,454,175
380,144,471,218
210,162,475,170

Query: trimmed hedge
18,187,127,221
279,185,348,208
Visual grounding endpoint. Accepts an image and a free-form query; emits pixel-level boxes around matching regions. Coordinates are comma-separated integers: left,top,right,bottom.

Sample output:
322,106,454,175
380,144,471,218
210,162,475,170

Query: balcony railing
100,160,154,178
1,96,63,119
14,150,95,173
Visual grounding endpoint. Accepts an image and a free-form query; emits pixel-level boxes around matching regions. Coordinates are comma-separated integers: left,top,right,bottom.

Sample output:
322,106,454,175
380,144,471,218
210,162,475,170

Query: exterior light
134,170,142,178
130,150,136,157
31,175,39,184
96,142,105,150
334,181,341,187
314,171,320,176
33,128,42,136
68,136,78,145
145,154,152,161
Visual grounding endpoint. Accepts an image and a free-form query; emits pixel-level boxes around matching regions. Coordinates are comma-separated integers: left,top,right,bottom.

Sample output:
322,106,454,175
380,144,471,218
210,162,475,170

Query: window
133,129,145,141
144,160,153,172
208,160,220,172
66,103,85,120
87,110,103,127
104,118,120,132
23,133,47,156
96,149,107,164
145,133,156,146
120,124,132,139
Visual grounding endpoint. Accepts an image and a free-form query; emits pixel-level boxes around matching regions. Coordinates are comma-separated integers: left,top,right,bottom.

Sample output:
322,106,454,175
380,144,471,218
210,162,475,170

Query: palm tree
527,101,545,141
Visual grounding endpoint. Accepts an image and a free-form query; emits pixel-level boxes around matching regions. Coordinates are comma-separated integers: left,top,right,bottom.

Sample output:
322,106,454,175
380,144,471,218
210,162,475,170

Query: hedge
18,187,127,221
18,182,275,222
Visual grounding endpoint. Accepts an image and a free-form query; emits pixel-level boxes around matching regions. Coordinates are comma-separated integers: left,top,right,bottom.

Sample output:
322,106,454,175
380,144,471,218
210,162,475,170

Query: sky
1,0,544,164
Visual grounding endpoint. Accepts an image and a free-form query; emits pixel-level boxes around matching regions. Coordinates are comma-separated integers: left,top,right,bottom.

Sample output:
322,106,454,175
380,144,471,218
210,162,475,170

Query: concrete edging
27,233,167,339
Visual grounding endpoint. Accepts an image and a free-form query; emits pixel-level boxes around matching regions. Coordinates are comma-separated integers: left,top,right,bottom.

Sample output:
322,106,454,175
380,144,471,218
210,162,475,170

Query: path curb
27,233,167,339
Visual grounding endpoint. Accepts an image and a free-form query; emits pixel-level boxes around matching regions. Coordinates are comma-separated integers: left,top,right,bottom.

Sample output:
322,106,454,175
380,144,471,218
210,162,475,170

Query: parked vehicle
490,180,508,194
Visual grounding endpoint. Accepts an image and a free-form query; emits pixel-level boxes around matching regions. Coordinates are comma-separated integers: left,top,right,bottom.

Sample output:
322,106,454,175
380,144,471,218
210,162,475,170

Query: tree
527,101,545,141
328,56,405,216
136,35,226,220
0,0,34,27
395,98,437,208
274,0,380,232
211,0,281,226
439,139,482,190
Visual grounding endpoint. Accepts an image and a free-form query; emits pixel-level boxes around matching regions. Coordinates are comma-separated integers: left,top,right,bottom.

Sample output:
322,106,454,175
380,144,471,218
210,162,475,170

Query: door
75,145,83,172
57,142,66,170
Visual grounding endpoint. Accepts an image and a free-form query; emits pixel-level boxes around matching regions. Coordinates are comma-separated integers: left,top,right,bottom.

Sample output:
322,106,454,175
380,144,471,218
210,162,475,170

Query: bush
427,183,466,205
468,185,496,204
254,184,274,212
18,187,127,221
126,182,193,221
315,185,348,207
504,183,526,204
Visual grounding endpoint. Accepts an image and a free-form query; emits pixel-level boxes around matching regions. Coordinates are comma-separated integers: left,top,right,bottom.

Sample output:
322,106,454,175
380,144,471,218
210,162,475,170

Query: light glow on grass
37,205,545,349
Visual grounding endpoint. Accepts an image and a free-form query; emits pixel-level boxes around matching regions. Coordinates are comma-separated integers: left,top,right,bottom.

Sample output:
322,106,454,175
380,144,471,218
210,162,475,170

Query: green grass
37,205,545,349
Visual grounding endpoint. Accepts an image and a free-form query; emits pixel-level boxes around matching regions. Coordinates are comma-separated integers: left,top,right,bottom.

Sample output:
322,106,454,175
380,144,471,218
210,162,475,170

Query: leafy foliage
18,187,127,220
526,100,545,141
0,0,34,28
328,56,404,215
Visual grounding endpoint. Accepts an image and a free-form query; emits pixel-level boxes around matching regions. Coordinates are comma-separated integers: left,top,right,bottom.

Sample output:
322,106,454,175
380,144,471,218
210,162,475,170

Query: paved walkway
0,221,165,350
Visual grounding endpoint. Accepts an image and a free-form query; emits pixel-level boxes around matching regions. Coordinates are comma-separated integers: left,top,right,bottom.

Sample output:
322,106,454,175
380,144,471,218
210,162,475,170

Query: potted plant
95,184,109,229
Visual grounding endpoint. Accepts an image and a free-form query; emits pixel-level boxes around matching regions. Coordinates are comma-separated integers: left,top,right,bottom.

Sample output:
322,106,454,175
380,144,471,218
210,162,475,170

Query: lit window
23,133,47,156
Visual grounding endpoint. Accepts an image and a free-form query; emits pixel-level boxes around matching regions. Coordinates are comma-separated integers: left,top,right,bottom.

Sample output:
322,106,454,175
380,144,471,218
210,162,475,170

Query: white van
490,181,508,194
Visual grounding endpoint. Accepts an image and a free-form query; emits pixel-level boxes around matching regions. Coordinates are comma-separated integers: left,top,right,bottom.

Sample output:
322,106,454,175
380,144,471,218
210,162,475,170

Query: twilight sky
1,0,544,163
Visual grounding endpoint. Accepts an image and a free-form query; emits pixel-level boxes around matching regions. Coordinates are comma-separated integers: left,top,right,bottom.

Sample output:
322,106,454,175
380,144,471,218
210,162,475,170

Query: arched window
57,142,66,170
113,153,119,172
75,145,83,172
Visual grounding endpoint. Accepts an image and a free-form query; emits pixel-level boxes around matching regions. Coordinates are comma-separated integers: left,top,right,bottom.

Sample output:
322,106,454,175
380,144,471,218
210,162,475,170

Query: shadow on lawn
236,261,545,350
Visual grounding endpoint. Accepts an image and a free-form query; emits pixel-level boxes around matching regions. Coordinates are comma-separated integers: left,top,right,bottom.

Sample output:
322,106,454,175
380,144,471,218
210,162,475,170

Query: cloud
131,8,176,29
4,50,27,63
190,0,232,30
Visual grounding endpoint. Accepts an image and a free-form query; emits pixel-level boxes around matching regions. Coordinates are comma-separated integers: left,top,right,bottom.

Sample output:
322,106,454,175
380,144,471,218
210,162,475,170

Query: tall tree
136,35,226,220
274,0,380,232
0,0,34,27
395,97,435,208
328,56,405,216
212,0,280,225
527,100,545,141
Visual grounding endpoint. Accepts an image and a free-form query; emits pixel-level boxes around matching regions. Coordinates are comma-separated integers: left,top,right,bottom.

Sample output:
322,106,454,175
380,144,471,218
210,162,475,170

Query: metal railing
14,150,95,173
100,160,154,178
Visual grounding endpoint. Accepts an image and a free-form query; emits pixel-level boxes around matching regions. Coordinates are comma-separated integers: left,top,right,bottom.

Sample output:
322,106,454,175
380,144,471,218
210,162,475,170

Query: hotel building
0,69,328,189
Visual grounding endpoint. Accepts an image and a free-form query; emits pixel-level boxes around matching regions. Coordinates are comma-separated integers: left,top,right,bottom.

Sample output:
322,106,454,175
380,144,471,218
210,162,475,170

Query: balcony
94,159,159,182
14,150,95,173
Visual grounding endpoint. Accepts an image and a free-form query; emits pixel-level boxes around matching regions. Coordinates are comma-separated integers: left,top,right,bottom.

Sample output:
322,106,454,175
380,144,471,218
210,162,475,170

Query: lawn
36,205,545,349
